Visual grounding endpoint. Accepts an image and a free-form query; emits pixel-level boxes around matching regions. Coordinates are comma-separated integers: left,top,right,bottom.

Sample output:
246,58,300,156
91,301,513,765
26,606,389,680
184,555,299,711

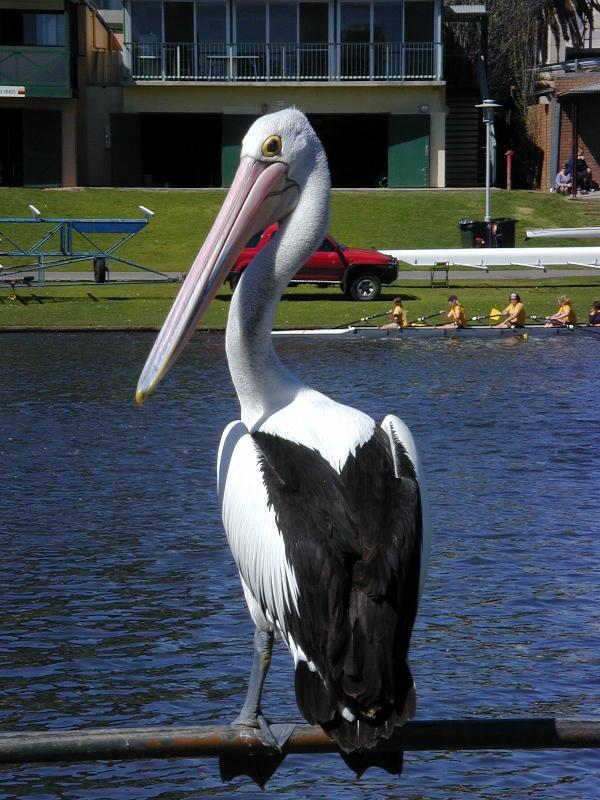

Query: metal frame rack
0,205,175,285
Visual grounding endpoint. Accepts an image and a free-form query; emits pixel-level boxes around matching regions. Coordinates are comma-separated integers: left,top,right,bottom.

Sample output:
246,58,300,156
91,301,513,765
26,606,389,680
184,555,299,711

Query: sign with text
0,86,26,98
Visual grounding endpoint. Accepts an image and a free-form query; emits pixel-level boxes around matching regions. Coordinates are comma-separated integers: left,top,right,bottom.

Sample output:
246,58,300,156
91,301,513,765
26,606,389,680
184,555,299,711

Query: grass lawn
1,186,600,274
2,278,600,330
1,187,600,329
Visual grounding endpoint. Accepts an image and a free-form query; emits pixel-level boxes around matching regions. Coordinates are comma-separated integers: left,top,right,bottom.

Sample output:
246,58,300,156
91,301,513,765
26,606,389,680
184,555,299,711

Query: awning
557,81,600,96
444,4,487,19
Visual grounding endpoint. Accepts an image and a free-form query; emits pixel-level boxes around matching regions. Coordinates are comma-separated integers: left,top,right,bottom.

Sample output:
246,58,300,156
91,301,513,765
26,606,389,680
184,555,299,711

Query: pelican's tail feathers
294,660,336,725
295,658,415,762
340,749,404,777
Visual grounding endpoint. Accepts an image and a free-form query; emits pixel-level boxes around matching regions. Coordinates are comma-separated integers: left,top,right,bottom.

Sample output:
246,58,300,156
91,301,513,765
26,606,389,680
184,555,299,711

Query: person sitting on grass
438,294,467,328
495,292,525,328
380,297,408,329
554,164,573,195
567,147,595,194
545,295,577,327
588,300,600,326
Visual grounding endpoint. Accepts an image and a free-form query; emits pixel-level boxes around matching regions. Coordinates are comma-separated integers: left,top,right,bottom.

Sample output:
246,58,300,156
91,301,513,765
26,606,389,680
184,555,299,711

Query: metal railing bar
1,718,599,765
125,41,441,82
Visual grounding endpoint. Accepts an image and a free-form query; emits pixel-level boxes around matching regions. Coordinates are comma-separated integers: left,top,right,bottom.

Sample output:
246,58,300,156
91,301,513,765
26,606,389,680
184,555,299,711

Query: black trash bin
459,218,516,248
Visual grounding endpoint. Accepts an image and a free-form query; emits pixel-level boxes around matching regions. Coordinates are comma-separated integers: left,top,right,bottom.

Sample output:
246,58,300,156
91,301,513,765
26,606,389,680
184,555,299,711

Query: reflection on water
1,332,599,799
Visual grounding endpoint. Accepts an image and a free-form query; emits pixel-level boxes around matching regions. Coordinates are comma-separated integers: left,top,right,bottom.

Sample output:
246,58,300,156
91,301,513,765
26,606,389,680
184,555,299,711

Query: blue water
1,331,599,799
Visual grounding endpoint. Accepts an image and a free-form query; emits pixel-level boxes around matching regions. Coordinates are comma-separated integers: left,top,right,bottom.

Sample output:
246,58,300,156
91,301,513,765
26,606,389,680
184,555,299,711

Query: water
1,331,599,799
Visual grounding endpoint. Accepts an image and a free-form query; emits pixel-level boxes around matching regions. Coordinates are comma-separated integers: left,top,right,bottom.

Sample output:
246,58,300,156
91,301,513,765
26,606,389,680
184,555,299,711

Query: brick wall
527,103,553,191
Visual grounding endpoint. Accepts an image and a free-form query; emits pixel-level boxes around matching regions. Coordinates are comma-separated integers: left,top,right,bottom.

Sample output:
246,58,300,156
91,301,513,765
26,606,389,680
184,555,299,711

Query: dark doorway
164,1,193,42
139,113,222,187
308,114,387,187
0,109,23,186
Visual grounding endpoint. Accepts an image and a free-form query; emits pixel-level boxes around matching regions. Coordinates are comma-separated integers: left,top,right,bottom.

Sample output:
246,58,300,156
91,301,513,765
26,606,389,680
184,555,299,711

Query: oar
527,315,600,337
335,310,390,329
469,308,504,324
413,311,443,324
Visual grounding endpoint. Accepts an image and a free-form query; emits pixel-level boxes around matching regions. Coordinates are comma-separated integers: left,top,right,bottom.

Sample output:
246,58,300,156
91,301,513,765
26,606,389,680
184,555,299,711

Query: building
1,0,491,188
0,0,122,187
112,0,448,188
528,10,600,192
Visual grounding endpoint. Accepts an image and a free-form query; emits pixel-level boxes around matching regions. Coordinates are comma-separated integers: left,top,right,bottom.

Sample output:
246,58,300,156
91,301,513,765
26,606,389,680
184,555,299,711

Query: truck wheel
348,273,381,301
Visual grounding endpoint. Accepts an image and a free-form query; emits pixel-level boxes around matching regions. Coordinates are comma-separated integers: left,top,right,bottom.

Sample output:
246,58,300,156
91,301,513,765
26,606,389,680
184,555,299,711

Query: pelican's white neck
225,150,330,430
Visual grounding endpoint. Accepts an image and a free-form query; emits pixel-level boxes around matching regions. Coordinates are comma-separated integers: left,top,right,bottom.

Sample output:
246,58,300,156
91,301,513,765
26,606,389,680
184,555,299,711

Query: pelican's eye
262,135,282,157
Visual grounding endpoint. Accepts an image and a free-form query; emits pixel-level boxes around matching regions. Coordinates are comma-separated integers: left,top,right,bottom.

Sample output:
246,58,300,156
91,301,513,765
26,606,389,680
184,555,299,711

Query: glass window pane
23,13,65,46
131,1,162,42
373,3,402,42
270,3,296,44
237,3,266,43
0,11,23,46
164,1,193,41
197,3,226,43
340,3,369,44
405,1,434,42
299,4,328,77
299,3,328,43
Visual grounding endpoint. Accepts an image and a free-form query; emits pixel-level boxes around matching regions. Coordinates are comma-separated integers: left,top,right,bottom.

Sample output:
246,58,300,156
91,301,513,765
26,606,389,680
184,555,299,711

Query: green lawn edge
3,279,600,330
2,187,600,329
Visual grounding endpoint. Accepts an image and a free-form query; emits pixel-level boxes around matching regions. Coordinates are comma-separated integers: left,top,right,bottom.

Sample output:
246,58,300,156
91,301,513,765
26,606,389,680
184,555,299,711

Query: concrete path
22,267,600,284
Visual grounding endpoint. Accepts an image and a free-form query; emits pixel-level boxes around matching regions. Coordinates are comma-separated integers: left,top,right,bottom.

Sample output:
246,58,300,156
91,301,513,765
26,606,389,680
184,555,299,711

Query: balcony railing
0,46,71,96
124,41,441,82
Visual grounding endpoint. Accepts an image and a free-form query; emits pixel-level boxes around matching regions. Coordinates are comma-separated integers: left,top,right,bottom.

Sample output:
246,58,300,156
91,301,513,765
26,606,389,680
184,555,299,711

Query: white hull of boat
273,325,599,338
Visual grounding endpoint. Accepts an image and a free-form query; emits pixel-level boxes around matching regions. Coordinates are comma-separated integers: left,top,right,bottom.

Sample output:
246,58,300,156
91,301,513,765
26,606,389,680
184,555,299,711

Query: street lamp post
475,99,502,246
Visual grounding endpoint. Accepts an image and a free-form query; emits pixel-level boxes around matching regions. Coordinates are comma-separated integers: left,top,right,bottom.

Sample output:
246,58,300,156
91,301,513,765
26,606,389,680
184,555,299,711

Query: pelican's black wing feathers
252,426,422,756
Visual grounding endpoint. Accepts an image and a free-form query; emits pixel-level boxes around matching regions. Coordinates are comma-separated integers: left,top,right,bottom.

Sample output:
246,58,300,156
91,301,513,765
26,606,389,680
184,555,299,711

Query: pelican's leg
233,628,281,749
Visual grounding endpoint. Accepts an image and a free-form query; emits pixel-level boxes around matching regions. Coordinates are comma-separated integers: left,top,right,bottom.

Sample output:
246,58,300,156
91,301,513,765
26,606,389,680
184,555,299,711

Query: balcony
124,41,442,83
0,46,71,97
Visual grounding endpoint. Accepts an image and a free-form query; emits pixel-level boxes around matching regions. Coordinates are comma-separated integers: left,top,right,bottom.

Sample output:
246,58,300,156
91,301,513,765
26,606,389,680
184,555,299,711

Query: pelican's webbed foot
220,629,293,786
230,628,285,751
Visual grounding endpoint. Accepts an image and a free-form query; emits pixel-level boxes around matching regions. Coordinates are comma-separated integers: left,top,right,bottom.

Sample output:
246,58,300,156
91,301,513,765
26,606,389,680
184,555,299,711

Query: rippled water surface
1,331,599,799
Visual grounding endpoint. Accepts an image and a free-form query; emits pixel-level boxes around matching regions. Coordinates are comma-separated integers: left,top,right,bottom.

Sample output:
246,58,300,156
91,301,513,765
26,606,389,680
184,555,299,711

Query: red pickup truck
228,224,398,301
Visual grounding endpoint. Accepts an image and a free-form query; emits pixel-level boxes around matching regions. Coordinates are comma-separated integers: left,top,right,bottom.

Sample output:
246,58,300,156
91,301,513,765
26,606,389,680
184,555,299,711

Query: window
0,10,65,47
131,1,162,43
338,0,434,78
23,13,65,46
235,3,266,44
269,3,296,44
197,3,227,44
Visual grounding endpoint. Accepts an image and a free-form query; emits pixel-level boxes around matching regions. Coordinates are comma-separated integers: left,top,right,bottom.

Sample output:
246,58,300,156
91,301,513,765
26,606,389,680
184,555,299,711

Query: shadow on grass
216,290,422,303
0,293,166,305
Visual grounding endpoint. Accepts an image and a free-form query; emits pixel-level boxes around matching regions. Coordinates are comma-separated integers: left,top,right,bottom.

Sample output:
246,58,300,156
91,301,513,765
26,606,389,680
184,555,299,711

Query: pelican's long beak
136,156,297,404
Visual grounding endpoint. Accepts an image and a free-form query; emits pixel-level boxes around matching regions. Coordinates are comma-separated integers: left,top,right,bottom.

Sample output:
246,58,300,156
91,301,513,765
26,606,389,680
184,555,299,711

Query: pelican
136,108,430,773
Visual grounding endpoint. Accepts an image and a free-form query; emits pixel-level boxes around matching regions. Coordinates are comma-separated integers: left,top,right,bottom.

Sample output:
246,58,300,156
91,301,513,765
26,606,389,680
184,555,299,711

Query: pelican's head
135,108,323,404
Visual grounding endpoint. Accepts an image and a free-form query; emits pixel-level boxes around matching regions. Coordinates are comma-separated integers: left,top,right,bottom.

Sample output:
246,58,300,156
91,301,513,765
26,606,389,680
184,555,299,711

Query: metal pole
485,118,491,239
1,719,600,765
571,97,578,198
476,100,501,247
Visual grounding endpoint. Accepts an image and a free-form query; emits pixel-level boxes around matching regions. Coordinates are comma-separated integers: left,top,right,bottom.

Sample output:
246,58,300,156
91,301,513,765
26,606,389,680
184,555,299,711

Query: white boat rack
509,262,545,270
453,261,488,270
567,260,600,269
381,246,600,271
526,227,600,239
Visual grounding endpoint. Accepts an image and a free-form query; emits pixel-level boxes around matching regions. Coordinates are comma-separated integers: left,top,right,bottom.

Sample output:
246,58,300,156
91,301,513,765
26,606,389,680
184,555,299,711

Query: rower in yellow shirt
380,297,408,329
495,292,525,328
545,295,577,327
439,294,467,328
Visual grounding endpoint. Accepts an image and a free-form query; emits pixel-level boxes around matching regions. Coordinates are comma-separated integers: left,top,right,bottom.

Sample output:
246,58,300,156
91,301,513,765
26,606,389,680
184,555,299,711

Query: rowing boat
272,325,600,338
